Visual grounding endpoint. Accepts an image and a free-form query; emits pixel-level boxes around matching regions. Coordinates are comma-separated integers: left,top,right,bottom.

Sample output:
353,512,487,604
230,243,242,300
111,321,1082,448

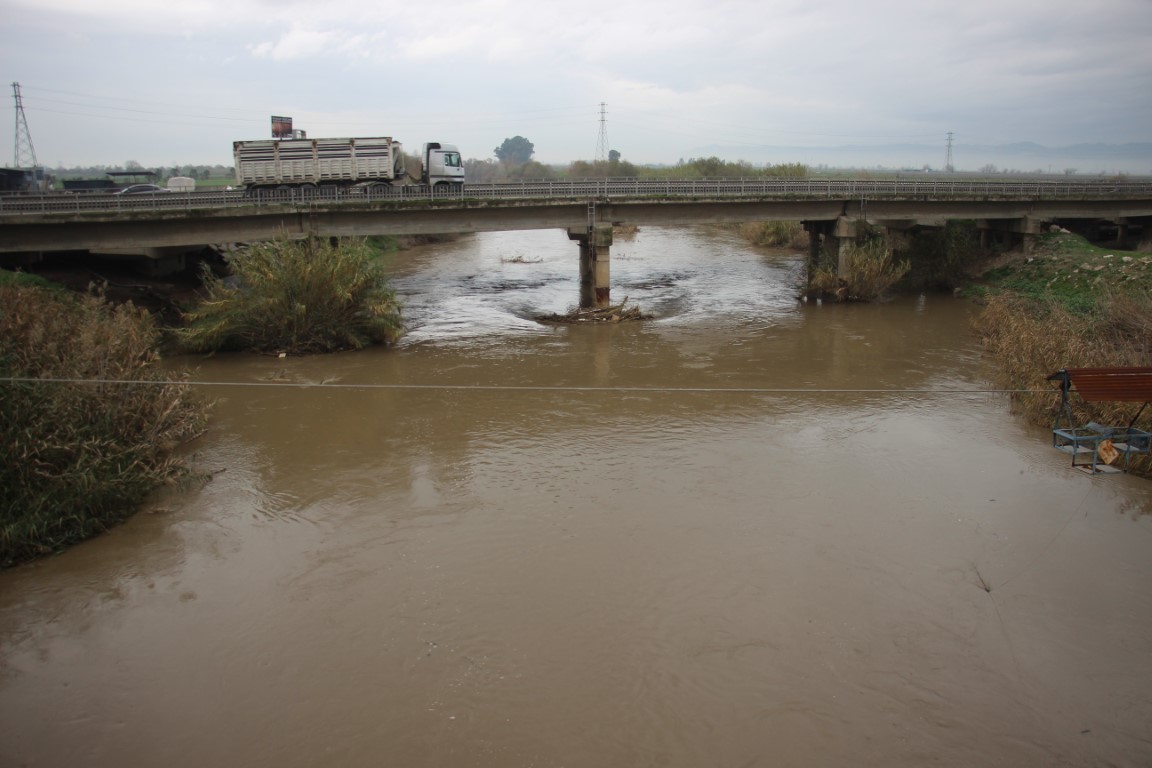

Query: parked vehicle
233,136,463,191
116,184,170,194
166,176,196,193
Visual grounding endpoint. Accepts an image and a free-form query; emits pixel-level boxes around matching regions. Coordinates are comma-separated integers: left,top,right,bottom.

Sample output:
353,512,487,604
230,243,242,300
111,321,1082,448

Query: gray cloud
3,0,1150,170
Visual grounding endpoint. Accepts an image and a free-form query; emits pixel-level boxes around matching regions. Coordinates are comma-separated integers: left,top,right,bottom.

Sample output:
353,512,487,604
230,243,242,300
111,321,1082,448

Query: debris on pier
537,298,652,324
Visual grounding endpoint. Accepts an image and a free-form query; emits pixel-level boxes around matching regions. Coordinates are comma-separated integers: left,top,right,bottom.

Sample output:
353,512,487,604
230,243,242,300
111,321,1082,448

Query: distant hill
683,142,1152,175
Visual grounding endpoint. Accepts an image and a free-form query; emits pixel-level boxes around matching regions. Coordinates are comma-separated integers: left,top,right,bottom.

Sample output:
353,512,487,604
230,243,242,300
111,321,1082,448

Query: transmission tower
12,82,39,169
944,131,954,173
595,102,609,163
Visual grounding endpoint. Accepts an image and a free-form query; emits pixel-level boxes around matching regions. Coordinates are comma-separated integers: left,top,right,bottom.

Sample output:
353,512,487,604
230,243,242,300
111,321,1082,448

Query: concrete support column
567,225,614,308
832,216,857,278
1019,216,1043,256
1117,218,1129,247
576,237,594,307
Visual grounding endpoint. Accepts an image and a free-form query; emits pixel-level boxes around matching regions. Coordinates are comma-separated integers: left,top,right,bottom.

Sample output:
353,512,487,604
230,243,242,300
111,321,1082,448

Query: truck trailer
233,137,463,190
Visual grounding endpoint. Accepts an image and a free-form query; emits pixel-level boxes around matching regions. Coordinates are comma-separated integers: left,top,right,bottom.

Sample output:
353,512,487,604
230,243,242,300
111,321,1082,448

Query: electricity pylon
595,102,609,163
12,82,39,169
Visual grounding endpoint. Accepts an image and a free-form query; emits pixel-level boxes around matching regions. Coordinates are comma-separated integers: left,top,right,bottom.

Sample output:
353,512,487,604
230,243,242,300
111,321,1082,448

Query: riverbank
971,229,1152,475
971,228,1152,309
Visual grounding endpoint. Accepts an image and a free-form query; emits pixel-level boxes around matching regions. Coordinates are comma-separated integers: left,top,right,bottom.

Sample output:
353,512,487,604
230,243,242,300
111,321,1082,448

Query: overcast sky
3,0,1151,170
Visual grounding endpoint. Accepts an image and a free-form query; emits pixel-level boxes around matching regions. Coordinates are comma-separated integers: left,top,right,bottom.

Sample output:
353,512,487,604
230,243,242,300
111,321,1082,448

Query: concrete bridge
2,178,1150,307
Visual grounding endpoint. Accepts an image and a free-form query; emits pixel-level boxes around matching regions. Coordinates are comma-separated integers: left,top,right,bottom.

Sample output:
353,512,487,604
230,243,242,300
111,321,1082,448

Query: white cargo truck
233,137,464,190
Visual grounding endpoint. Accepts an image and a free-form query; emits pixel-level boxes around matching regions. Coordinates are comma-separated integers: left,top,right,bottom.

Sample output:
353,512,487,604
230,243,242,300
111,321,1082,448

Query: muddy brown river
3,227,1152,767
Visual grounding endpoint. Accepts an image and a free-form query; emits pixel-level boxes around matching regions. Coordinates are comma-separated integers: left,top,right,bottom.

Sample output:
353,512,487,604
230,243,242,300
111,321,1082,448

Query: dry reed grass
1,284,207,566
975,291,1152,474
810,240,911,302
739,220,808,248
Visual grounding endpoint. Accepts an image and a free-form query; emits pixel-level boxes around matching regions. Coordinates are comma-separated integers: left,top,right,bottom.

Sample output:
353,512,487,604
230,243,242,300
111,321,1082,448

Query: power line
20,83,598,130
0,376,1038,396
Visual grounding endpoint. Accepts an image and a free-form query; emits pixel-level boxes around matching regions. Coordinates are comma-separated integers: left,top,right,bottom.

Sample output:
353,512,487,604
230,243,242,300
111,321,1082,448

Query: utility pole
944,131,954,173
12,82,39,169
595,102,609,164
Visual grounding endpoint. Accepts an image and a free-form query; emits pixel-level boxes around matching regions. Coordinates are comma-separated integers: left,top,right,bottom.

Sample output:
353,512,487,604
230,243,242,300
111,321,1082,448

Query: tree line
467,135,809,182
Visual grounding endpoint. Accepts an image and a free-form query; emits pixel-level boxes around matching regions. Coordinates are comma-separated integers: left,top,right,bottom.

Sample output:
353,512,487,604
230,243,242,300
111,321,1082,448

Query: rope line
0,376,1046,395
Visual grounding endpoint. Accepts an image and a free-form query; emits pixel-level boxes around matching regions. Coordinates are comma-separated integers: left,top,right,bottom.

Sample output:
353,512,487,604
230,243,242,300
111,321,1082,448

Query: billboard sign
271,116,293,139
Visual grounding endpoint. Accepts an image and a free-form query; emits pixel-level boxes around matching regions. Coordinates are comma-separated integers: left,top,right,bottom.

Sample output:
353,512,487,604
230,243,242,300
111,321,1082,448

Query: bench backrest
1054,367,1152,402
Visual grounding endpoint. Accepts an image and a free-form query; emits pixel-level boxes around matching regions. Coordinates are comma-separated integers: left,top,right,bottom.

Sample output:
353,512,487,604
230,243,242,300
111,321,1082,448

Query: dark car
116,184,170,194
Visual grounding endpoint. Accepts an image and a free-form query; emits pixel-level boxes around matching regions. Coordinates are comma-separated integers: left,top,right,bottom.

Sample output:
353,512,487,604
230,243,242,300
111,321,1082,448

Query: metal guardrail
2,178,1151,216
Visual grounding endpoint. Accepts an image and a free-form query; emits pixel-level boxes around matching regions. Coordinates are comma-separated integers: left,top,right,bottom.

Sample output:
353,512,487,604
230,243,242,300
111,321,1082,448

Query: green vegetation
642,157,809,180
178,236,403,354
0,268,65,292
494,136,536,165
973,230,1152,313
1,284,207,567
567,155,808,180
568,158,640,178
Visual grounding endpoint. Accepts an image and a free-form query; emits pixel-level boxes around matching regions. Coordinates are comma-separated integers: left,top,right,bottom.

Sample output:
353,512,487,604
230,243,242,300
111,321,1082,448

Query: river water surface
3,227,1152,767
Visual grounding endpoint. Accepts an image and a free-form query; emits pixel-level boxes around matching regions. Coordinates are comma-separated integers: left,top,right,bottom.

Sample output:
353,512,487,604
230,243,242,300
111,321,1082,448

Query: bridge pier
88,245,197,277
831,216,858,277
802,219,859,285
567,225,613,309
978,216,1044,255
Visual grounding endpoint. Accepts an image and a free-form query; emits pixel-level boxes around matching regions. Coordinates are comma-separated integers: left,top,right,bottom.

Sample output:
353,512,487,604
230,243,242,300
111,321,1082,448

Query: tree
608,149,621,163
494,136,535,165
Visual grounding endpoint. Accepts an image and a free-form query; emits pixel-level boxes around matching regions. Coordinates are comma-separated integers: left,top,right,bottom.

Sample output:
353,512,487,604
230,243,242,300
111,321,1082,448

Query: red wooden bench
1046,367,1152,474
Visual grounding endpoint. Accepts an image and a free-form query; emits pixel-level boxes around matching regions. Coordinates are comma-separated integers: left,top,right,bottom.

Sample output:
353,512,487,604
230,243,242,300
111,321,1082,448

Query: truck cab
421,143,465,188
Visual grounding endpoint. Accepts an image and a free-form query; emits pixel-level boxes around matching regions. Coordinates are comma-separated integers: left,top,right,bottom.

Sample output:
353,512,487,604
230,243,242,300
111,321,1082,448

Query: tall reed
739,220,807,248
975,291,1152,473
178,236,403,354
1,284,207,566
810,240,910,301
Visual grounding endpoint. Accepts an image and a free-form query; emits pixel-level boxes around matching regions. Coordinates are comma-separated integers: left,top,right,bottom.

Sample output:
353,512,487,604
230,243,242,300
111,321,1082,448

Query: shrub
178,236,404,354
739,220,807,248
1,284,207,566
810,240,910,301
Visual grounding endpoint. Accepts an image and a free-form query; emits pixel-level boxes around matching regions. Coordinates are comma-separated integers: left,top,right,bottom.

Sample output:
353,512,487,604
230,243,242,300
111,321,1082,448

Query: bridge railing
2,178,1151,215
